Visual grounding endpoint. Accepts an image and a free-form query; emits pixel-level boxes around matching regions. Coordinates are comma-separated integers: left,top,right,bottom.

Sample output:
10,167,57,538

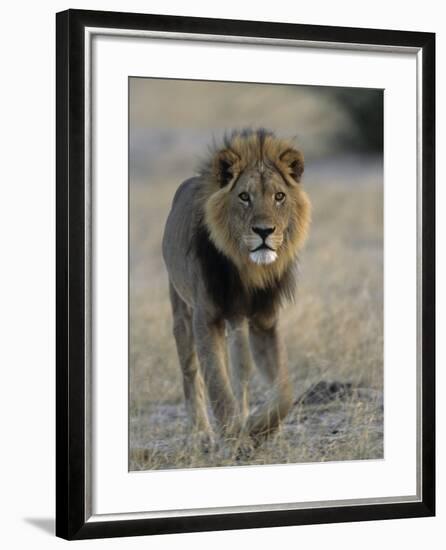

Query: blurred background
129,78,384,470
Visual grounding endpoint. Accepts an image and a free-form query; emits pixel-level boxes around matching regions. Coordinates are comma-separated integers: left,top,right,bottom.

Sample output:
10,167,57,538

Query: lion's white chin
249,249,278,265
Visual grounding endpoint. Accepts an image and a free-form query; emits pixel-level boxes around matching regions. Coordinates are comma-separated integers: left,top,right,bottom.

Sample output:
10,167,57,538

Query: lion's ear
279,148,304,183
214,149,240,187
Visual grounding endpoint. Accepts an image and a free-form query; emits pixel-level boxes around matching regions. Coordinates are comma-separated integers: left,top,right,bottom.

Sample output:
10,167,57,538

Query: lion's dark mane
194,223,297,320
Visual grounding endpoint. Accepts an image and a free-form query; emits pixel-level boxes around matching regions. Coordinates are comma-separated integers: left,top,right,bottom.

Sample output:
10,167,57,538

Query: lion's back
162,177,203,305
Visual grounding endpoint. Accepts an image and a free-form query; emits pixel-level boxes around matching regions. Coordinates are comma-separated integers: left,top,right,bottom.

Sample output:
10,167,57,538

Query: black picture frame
56,8,435,540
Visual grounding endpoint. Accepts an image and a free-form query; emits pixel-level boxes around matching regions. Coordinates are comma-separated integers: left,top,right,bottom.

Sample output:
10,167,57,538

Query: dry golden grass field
129,79,383,470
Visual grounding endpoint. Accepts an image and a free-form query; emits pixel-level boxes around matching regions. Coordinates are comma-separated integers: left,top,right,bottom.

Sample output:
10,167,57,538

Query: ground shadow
23,517,54,535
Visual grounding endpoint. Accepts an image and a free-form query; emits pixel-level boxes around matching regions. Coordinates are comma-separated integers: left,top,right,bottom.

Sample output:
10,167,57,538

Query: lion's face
201,130,311,288
227,165,298,265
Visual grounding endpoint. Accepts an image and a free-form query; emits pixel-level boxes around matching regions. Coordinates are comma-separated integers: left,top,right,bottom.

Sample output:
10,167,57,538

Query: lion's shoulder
171,176,202,208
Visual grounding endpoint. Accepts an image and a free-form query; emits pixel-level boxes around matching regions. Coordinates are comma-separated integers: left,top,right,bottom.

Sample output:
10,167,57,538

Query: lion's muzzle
243,225,282,265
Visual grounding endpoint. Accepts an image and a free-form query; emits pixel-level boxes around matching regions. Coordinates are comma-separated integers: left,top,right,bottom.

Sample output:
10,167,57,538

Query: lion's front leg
227,318,253,423
193,310,239,436
247,315,294,441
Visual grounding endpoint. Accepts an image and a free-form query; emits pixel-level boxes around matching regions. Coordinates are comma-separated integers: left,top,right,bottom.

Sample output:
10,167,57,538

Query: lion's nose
252,226,276,240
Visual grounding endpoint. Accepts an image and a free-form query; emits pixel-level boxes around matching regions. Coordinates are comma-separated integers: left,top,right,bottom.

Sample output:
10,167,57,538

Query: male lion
162,128,311,447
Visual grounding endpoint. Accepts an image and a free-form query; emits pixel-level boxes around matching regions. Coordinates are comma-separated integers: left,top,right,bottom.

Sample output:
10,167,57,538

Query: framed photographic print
56,9,435,540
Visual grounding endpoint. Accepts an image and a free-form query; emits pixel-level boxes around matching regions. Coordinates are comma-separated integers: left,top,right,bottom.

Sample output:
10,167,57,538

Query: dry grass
129,155,383,471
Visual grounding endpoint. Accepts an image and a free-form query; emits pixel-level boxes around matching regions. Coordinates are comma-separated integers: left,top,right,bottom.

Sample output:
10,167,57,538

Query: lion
162,128,311,448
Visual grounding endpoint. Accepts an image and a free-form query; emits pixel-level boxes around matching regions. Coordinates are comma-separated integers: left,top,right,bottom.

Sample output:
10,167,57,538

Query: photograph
128,77,384,471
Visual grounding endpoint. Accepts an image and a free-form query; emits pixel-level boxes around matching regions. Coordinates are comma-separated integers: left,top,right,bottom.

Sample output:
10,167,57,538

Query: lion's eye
239,192,250,202
275,192,285,202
